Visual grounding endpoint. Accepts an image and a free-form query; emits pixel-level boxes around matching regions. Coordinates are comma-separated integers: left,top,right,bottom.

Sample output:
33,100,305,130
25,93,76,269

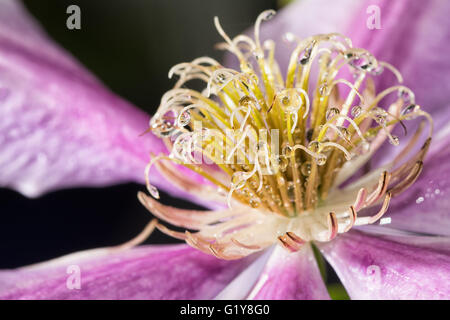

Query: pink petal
347,0,450,118
384,120,450,236
319,231,450,299
0,0,172,197
0,244,251,299
248,244,330,300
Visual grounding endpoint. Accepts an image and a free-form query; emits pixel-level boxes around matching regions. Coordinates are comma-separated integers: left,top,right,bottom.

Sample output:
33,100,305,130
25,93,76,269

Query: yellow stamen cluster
142,11,432,259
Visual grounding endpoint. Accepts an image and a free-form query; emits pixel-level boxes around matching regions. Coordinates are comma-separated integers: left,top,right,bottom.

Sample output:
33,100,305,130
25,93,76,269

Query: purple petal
347,0,450,118
0,0,219,206
319,231,450,299
0,244,251,299
0,0,172,197
248,245,329,300
383,123,450,236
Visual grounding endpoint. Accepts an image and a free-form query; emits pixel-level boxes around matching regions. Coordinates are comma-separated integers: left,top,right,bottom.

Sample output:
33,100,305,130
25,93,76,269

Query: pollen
141,10,433,259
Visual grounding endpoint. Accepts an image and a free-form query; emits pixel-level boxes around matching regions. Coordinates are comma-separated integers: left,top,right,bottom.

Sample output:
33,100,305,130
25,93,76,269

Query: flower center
141,11,433,259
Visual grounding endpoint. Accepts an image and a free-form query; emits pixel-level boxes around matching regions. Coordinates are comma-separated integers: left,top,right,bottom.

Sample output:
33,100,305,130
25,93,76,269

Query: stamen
343,206,357,232
141,11,433,258
327,212,338,241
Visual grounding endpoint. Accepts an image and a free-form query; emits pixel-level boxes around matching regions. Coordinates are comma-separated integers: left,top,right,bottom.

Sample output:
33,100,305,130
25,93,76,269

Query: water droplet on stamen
300,56,310,65
239,95,256,108
301,161,312,176
249,199,260,208
401,104,420,116
282,145,293,156
308,141,320,152
326,108,340,121
337,126,350,139
351,105,362,117
287,182,295,201
319,83,329,96
397,89,412,103
149,186,160,199
371,66,384,76
316,154,327,166
178,111,191,127
278,157,289,172
389,135,400,146
231,172,248,190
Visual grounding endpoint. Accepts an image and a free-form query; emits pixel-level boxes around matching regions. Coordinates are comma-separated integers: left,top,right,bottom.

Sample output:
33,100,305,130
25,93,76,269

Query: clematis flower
1,0,450,300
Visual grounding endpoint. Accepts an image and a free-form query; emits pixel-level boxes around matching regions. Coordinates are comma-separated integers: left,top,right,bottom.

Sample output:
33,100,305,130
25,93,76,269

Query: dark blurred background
0,0,281,268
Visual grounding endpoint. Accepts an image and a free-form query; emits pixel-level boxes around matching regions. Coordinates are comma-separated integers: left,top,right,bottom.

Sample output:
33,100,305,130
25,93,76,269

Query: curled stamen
353,188,367,211
319,142,353,160
378,61,403,83
388,161,423,197
155,223,188,240
231,238,260,250
365,171,390,205
277,232,305,252
343,206,357,232
111,218,158,252
143,13,432,259
214,17,244,62
368,192,391,224
144,155,165,199
355,192,391,226
327,212,338,240
254,10,276,52
290,144,327,166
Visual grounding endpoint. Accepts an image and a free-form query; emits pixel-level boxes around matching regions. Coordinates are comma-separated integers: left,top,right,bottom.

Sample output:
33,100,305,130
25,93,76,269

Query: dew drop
231,172,248,189
148,186,160,199
287,182,295,201
351,105,362,118
282,145,293,156
281,96,290,106
373,111,387,125
151,118,175,138
300,56,310,65
371,66,384,76
389,135,400,146
279,157,289,172
301,161,312,176
316,154,327,166
249,199,260,208
178,110,191,127
337,126,350,139
319,83,329,96
401,104,420,117
216,73,227,84
239,95,256,108
308,141,320,152
261,9,276,21
397,89,411,103
326,108,340,121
